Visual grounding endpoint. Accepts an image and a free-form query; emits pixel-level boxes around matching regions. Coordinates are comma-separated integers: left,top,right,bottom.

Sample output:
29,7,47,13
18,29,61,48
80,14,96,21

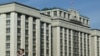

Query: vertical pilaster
0,14,6,56
44,23,46,56
21,15,25,49
10,12,17,56
82,33,84,56
36,19,40,56
78,32,80,56
49,25,51,56
86,34,88,56
28,17,33,56
62,28,65,56
71,30,73,56
67,29,69,56
57,27,60,56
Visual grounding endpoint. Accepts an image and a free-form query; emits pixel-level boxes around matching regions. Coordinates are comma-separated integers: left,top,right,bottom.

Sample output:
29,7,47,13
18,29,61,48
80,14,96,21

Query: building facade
41,8,91,56
0,2,52,56
91,29,100,56
0,2,98,56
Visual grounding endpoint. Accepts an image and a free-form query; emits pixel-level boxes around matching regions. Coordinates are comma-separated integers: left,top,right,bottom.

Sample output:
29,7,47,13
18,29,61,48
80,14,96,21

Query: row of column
56,26,90,56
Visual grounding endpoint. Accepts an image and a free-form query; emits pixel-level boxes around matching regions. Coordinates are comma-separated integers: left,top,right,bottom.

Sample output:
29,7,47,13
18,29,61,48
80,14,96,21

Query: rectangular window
6,13,10,18
60,11,62,17
6,20,10,26
47,12,50,15
54,11,57,16
17,20,21,26
33,24,36,29
17,28,21,33
33,31,36,37
25,22,28,28
68,14,70,19
6,28,10,33
6,51,10,56
17,36,21,41
25,15,29,20
33,17,36,22
6,35,10,41
64,12,66,18
17,13,21,19
6,43,10,49
25,30,28,35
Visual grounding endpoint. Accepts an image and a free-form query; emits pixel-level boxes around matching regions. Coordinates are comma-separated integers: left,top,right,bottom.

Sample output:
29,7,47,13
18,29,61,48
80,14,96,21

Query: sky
0,0,100,29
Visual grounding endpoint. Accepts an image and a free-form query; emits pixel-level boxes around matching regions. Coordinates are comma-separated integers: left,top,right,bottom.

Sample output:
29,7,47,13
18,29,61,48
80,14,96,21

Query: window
6,20,10,26
6,51,10,56
64,12,66,18
17,36,21,41
33,24,36,29
46,24,49,28
6,35,10,41
17,20,21,26
6,13,10,18
47,12,50,15
6,28,10,33
17,13,21,19
25,22,28,28
54,11,57,16
33,31,36,37
6,43,10,49
25,30,28,35
68,14,70,19
17,28,21,33
25,15,29,20
33,17,36,22
60,11,62,17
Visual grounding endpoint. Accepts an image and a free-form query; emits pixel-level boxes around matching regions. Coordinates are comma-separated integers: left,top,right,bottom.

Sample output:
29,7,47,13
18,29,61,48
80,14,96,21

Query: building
0,2,98,56
0,2,52,56
91,29,100,56
41,8,91,56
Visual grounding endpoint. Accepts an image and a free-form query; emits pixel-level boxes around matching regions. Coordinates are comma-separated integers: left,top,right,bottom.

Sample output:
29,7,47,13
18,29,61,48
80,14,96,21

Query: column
94,36,97,56
67,29,69,56
86,34,88,56
44,23,46,56
82,33,84,56
57,27,60,56
0,14,6,56
21,15,25,49
63,28,65,56
89,35,91,56
36,19,40,56
10,12,17,56
78,32,81,56
99,37,100,56
71,30,73,56
49,25,51,56
57,10,60,17
28,17,33,56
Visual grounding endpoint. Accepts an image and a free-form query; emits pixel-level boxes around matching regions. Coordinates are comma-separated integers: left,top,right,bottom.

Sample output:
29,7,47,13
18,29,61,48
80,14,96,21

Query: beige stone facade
0,2,99,56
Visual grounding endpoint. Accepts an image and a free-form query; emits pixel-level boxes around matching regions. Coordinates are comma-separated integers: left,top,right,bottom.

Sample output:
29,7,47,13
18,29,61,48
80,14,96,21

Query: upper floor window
6,13,10,18
68,14,70,19
54,11,57,16
60,11,62,17
17,13,21,19
47,12,50,15
6,20,10,26
33,17,36,22
64,12,66,18
25,15,29,20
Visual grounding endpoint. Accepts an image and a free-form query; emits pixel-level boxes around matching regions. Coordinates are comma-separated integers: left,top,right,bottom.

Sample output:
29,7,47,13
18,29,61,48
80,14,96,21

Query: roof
0,2,40,11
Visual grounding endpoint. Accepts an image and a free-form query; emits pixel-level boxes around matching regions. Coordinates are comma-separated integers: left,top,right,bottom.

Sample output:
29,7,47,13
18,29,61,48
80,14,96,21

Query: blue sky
0,0,100,29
